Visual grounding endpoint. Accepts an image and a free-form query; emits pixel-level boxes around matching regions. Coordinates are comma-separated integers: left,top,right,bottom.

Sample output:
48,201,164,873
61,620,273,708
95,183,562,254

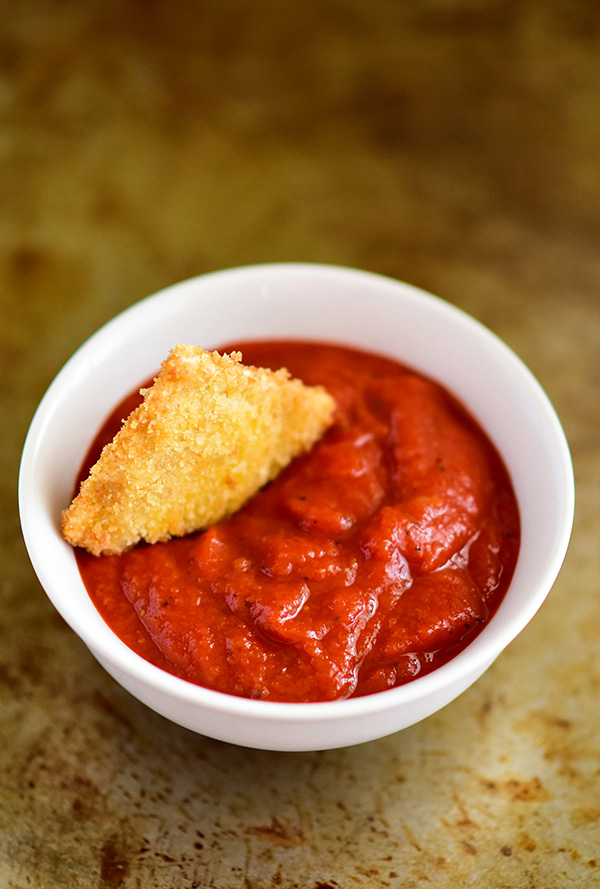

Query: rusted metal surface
2,1,598,885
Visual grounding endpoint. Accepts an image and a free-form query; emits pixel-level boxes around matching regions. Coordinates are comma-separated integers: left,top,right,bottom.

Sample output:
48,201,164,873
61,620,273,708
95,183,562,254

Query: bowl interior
19,263,574,748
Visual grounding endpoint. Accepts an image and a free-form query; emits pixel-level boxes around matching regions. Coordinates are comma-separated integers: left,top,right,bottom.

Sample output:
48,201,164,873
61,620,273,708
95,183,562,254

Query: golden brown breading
61,345,336,556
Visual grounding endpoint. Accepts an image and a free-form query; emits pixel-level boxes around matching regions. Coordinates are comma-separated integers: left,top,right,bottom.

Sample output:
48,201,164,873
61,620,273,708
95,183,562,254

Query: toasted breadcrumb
61,345,336,556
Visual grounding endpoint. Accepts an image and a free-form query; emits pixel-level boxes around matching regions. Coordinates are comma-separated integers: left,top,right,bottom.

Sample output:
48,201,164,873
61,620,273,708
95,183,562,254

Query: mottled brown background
2,1,599,887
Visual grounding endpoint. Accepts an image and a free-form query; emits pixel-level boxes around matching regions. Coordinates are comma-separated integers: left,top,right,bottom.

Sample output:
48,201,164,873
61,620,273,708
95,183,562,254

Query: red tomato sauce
76,341,520,702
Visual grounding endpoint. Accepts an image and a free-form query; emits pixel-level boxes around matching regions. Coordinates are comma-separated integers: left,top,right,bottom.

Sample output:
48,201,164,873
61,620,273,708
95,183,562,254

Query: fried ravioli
61,345,336,556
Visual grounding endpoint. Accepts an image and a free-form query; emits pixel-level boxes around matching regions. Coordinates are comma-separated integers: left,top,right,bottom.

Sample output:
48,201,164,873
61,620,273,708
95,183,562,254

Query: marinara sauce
76,341,520,702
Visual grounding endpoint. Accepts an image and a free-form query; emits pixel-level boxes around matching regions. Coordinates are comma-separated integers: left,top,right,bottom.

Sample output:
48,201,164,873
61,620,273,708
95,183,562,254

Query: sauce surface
76,341,520,702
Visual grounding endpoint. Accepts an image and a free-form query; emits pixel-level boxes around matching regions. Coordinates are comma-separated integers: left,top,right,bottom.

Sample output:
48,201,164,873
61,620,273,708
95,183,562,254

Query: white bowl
19,264,574,751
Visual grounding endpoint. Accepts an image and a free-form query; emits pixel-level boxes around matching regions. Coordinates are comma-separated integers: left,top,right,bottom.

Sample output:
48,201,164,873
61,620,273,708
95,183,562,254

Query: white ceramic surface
19,264,574,751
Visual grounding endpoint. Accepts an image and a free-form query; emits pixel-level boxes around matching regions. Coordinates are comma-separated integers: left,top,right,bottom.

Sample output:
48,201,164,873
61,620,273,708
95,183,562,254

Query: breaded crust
61,345,336,556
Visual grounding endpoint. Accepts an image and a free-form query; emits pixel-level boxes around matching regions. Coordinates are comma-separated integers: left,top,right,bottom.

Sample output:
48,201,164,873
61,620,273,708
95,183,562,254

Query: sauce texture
76,341,520,702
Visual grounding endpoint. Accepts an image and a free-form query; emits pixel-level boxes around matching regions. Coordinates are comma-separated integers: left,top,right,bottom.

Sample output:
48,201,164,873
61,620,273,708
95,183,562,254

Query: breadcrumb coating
61,345,336,556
